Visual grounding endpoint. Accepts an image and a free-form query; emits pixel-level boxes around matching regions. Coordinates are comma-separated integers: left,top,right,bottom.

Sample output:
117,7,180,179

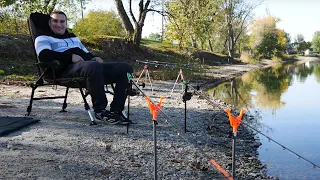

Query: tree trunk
14,18,19,33
114,0,134,39
208,39,213,52
132,0,149,46
227,21,236,63
191,36,197,48
133,23,143,46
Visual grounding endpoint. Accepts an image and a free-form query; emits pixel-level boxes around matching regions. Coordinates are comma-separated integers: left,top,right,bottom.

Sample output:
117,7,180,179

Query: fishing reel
182,80,193,102
182,91,193,102
138,82,146,88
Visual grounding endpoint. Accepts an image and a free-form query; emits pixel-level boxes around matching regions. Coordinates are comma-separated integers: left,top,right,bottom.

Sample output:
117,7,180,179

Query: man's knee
84,61,103,74
120,62,133,73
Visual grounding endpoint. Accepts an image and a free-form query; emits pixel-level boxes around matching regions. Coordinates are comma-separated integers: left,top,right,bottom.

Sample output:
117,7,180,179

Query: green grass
4,74,36,81
0,33,238,83
141,39,179,50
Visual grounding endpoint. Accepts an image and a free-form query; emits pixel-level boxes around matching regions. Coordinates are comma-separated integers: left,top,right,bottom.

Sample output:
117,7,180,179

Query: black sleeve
38,49,73,65
87,52,96,59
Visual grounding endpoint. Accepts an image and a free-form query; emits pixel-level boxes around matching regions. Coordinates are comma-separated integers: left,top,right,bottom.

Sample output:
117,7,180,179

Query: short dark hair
49,11,67,19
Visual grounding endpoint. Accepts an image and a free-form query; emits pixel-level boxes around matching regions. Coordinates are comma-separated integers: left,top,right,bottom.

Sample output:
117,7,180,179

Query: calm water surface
209,60,320,179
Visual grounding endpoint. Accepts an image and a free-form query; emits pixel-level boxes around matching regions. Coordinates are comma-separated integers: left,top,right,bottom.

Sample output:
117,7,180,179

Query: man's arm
38,49,72,65
35,36,85,65
77,37,103,63
35,36,73,65
38,50,84,64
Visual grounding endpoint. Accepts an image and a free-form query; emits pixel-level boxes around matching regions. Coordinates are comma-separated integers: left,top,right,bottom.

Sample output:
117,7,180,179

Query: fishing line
130,72,320,177
128,76,234,178
188,84,320,169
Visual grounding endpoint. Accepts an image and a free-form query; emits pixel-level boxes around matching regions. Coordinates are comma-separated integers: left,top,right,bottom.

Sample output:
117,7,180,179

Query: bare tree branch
129,0,137,24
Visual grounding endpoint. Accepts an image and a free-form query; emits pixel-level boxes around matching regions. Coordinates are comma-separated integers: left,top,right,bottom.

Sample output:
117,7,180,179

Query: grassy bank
0,33,231,84
0,33,300,84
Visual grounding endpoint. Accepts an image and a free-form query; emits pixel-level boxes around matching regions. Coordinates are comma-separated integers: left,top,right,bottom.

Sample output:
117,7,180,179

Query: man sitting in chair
34,10,132,125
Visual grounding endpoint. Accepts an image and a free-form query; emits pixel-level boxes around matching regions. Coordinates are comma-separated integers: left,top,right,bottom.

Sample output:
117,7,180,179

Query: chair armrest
35,60,61,66
36,60,68,81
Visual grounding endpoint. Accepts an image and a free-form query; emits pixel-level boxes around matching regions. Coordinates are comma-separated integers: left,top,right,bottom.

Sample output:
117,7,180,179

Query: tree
2,0,59,15
147,32,161,41
312,31,320,52
0,11,28,34
277,29,288,52
294,34,311,53
165,0,220,49
0,0,16,7
0,0,90,34
72,10,125,38
114,0,163,47
249,16,288,59
0,0,90,20
165,0,259,57
294,33,304,44
222,0,262,62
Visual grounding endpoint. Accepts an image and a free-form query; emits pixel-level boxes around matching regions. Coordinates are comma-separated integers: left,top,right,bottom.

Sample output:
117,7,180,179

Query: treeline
1,0,320,61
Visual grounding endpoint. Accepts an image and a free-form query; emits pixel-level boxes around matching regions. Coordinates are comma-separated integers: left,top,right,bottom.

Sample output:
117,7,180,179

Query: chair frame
26,12,98,125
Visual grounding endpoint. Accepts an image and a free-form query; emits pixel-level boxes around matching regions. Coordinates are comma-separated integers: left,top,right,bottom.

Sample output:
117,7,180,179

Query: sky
85,0,320,42
253,0,320,42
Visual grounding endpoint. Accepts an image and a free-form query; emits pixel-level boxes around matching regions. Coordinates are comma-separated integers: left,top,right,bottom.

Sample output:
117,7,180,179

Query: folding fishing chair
25,12,113,125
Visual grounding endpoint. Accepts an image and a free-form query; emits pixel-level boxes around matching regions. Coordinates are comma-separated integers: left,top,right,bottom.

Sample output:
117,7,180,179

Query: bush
271,55,282,62
240,52,259,64
0,14,28,34
72,10,125,39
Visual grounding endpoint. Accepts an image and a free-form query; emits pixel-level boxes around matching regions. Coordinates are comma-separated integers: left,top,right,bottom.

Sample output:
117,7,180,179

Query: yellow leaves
277,29,287,48
251,16,279,35
249,15,289,58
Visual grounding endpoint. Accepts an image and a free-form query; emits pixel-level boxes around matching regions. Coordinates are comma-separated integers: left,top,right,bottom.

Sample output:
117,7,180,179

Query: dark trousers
61,61,133,112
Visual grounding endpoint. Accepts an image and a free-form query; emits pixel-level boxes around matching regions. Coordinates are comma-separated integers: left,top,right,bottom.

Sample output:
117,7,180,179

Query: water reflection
209,61,320,112
208,60,320,179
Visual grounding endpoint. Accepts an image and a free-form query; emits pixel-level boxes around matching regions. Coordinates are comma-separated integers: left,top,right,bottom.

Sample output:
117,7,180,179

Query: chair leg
79,88,90,110
60,87,69,112
126,80,133,133
26,83,37,116
79,88,97,125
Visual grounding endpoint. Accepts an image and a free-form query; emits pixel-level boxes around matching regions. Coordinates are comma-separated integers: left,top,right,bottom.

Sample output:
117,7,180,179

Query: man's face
49,13,67,35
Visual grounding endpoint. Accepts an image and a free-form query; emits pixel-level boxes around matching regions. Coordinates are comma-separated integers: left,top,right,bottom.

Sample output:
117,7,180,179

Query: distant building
305,49,311,55
304,48,318,55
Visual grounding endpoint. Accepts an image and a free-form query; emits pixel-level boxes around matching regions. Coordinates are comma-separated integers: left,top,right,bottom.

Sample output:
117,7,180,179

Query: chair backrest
27,12,51,77
27,12,51,42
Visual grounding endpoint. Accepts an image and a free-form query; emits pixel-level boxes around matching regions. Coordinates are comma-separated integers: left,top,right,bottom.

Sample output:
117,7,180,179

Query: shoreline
0,57,318,179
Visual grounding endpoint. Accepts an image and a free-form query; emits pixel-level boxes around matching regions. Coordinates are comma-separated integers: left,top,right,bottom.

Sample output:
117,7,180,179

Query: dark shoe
95,110,132,125
95,110,121,125
117,110,133,125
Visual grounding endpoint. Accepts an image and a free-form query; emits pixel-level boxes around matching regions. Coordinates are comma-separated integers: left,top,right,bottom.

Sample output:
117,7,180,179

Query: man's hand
93,57,104,63
72,54,84,63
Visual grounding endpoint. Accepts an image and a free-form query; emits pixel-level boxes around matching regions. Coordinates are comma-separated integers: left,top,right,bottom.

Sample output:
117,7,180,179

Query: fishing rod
128,74,185,135
231,88,320,169
188,84,320,169
136,59,201,69
242,121,320,169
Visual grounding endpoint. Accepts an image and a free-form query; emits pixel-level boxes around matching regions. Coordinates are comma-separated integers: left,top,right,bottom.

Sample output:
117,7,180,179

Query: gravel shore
2,59,315,180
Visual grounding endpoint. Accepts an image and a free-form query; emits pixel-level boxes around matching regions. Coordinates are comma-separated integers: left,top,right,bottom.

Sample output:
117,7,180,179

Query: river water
209,60,320,179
